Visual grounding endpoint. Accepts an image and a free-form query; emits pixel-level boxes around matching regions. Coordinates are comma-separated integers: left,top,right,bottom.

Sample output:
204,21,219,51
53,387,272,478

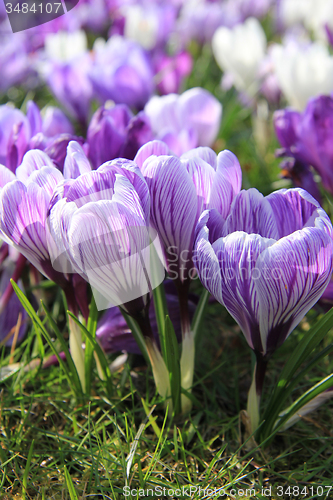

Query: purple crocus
144,88,222,156
89,36,154,110
48,157,169,399
47,158,165,317
135,140,241,410
86,104,153,169
194,187,333,430
0,101,79,173
274,95,333,196
0,155,89,319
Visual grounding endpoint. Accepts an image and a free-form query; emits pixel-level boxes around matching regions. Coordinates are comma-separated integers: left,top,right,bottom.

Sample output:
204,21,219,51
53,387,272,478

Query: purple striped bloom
194,188,333,359
135,141,242,285
0,152,89,319
47,158,165,315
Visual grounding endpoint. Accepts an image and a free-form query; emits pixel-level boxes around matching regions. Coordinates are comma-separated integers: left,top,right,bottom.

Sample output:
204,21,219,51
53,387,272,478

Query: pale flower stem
180,329,195,415
145,337,172,413
68,315,86,393
247,364,260,435
177,280,195,415
247,356,268,434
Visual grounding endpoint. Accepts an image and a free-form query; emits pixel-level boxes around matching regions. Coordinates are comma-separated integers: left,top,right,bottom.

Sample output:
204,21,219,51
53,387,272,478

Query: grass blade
64,465,79,500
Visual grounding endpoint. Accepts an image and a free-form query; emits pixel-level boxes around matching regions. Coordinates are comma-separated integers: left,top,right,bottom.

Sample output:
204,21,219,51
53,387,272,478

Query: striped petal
266,188,320,238
142,155,198,277
0,181,50,270
256,226,333,355
0,165,16,189
16,150,55,182
134,140,171,169
213,232,275,352
181,156,216,212
193,217,223,305
63,141,92,179
209,150,242,218
26,166,64,197
223,188,279,239
64,201,154,307
181,147,217,170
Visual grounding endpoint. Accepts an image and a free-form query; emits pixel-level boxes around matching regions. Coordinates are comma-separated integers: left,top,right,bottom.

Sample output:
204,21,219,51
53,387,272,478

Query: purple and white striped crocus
48,158,169,401
194,187,333,431
134,140,242,411
0,150,89,390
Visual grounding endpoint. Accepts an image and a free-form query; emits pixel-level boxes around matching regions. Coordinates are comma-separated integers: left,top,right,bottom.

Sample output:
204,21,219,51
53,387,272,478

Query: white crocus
279,0,312,28
122,5,159,50
44,30,88,62
212,17,266,96
271,40,333,110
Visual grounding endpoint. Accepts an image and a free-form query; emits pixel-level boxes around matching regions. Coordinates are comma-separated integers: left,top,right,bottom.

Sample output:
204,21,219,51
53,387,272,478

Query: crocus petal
273,108,301,149
223,188,279,239
193,218,223,304
16,150,55,182
266,188,319,238
256,225,333,355
142,155,199,274
134,140,171,169
0,165,16,189
63,141,92,179
178,87,222,146
209,150,242,217
181,156,216,212
26,101,42,137
0,181,50,270
27,167,64,198
213,232,276,352
63,201,152,307
181,147,217,169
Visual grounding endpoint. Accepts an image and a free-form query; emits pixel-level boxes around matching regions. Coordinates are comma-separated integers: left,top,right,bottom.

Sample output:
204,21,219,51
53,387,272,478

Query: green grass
1,297,333,499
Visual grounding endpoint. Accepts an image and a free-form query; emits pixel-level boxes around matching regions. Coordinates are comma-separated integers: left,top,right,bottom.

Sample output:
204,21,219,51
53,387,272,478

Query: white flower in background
44,30,88,62
279,0,312,28
212,17,266,96
304,0,333,42
271,40,333,110
122,5,159,50
279,0,333,43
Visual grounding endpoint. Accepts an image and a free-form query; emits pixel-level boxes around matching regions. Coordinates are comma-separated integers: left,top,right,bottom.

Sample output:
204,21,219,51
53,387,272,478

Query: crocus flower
39,31,93,124
86,104,153,169
135,140,242,410
271,40,333,110
0,32,33,92
121,3,176,50
274,95,333,196
0,151,91,389
194,187,333,431
176,0,236,46
0,101,79,173
42,107,74,137
89,36,154,110
144,88,222,156
48,157,169,400
212,17,267,96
